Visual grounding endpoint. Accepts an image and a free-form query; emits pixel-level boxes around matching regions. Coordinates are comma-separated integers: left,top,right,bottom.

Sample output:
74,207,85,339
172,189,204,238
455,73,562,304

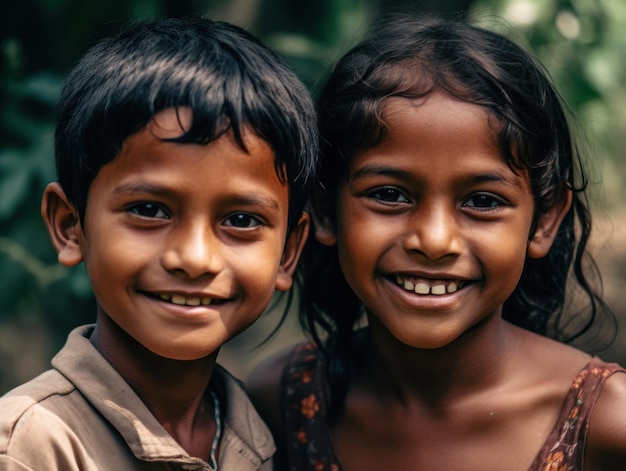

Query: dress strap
281,342,342,471
529,359,626,471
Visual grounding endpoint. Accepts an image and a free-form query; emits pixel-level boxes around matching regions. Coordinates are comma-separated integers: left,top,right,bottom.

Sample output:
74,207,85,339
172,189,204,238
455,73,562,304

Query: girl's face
320,92,553,349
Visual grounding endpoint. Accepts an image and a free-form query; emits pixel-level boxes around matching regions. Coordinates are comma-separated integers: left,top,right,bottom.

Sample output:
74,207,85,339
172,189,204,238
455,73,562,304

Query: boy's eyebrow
114,182,282,209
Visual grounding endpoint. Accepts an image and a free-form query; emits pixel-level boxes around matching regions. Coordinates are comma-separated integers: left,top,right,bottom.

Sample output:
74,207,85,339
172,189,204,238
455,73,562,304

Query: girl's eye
463,194,501,209
370,188,409,203
128,202,169,219
223,213,262,228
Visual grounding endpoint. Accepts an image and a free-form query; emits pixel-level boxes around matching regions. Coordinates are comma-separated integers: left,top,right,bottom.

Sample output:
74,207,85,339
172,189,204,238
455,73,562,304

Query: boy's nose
161,224,224,278
402,205,463,260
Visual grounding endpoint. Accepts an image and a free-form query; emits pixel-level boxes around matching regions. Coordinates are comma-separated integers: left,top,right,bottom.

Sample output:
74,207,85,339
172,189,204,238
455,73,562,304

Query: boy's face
44,108,307,360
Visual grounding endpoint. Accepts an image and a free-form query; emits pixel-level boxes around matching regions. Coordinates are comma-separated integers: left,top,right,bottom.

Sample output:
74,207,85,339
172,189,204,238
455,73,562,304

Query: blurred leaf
0,150,31,219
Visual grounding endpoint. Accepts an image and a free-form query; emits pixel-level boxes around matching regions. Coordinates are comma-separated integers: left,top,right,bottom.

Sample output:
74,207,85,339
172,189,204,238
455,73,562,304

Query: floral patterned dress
280,341,624,471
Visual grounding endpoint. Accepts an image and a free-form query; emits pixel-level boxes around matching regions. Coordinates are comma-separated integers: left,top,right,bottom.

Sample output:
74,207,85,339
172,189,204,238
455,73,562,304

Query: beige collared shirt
0,325,275,470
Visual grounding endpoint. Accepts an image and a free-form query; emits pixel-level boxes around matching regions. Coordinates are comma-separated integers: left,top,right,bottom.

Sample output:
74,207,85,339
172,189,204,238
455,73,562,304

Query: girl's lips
393,275,467,296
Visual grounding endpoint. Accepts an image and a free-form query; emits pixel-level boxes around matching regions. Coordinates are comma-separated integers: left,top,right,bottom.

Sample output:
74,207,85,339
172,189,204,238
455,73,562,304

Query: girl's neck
360,313,521,406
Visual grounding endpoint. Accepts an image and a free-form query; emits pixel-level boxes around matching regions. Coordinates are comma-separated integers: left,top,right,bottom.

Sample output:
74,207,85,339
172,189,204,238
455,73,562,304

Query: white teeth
395,278,463,296
158,293,212,306
186,297,200,306
415,283,430,295
431,284,446,295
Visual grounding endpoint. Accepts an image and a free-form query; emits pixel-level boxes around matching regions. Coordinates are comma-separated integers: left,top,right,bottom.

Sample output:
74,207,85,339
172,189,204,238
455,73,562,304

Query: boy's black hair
300,14,612,421
55,16,318,232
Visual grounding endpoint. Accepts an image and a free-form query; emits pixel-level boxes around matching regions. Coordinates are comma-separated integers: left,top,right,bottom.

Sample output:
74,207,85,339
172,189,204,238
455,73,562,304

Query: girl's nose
402,205,463,260
161,224,224,278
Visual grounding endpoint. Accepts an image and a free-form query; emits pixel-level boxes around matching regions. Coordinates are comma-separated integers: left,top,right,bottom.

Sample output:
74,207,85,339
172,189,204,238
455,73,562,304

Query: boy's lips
158,293,213,306
147,291,229,307
393,275,469,296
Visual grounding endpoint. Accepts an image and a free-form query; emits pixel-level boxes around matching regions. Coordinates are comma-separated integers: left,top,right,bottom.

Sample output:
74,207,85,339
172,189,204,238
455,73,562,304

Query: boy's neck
89,315,219,422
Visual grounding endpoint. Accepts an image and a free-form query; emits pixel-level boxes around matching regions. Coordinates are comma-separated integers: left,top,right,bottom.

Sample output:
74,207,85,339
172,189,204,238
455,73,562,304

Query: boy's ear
275,212,310,292
41,182,84,267
527,189,572,259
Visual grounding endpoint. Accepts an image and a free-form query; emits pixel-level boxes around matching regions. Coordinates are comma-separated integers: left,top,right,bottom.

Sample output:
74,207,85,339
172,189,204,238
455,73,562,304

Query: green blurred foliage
1,0,625,388
472,0,626,206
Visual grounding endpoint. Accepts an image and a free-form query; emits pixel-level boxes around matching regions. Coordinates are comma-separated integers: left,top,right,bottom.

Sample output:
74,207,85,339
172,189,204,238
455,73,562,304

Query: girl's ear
41,182,84,267
314,215,337,247
275,212,310,292
310,191,337,246
527,189,573,259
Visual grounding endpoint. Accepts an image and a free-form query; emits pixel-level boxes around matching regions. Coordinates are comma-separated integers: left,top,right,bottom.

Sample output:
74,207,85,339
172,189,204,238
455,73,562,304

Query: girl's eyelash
462,193,504,210
364,189,506,211
367,187,410,203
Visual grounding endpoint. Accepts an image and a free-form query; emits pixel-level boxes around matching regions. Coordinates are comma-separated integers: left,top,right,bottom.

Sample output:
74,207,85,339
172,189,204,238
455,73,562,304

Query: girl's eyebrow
349,165,406,181
350,164,520,186
113,182,281,209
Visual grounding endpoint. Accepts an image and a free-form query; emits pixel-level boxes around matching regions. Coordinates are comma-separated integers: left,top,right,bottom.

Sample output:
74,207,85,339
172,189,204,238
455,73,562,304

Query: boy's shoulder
0,368,75,438
0,368,86,467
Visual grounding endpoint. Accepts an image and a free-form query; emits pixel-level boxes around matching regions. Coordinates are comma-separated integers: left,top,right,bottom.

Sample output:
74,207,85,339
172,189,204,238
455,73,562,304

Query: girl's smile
326,92,538,348
392,275,466,296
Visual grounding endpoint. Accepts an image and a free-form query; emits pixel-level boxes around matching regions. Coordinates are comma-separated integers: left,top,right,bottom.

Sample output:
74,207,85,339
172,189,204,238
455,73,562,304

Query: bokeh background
1,0,626,393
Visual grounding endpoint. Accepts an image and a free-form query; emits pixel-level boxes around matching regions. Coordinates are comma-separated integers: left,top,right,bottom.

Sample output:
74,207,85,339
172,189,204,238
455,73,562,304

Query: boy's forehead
137,106,286,182
148,107,193,139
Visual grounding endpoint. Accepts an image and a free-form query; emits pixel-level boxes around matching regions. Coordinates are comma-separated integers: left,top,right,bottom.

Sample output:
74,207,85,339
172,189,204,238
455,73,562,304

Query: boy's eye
128,202,169,218
370,188,409,203
463,194,501,209
223,213,262,228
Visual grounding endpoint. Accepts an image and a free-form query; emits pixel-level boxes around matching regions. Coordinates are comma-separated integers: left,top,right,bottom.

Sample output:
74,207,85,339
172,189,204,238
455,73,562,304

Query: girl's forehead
378,93,499,151
346,92,532,188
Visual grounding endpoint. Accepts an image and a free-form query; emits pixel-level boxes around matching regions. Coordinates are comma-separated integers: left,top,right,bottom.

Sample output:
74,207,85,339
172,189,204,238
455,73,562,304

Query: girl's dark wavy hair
55,16,318,233
299,14,612,422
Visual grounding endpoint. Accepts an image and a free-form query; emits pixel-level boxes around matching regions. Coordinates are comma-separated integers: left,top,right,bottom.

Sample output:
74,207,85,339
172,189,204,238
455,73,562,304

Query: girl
248,15,626,471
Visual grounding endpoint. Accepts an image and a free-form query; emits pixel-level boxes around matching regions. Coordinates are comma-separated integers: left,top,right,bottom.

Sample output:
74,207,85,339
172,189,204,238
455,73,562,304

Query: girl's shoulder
246,341,320,434
516,329,626,468
584,359,626,469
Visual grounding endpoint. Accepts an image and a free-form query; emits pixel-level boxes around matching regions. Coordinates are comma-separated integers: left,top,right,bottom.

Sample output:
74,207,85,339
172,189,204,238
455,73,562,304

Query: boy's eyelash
223,213,264,228
127,202,170,218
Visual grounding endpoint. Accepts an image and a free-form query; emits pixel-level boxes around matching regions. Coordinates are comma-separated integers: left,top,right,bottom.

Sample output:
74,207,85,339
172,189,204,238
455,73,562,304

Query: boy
0,17,317,470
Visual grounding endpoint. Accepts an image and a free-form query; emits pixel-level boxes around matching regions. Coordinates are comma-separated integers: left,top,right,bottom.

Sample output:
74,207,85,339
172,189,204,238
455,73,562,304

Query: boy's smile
56,108,302,361
325,92,540,349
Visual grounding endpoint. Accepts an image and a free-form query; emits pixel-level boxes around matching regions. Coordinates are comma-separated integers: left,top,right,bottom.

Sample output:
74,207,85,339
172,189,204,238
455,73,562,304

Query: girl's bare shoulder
584,363,626,469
